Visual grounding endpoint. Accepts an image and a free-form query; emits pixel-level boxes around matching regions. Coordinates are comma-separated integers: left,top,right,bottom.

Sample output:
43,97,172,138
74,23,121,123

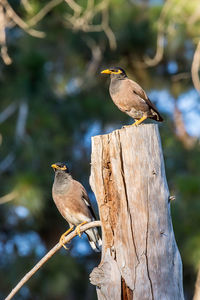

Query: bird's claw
59,226,74,250
122,124,137,128
123,116,148,128
75,221,88,237
60,240,69,250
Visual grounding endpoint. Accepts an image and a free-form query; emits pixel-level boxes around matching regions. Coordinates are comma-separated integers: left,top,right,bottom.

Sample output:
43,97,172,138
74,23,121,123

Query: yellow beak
101,69,112,74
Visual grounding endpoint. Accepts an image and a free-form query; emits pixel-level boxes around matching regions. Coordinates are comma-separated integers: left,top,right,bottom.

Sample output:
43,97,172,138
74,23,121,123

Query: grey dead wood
89,124,184,300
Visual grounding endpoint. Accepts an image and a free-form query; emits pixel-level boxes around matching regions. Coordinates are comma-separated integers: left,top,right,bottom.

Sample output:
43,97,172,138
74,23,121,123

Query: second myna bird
51,162,102,252
101,67,163,126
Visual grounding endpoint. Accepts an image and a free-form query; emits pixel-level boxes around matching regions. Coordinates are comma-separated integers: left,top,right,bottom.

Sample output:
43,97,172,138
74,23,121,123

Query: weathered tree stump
89,124,184,300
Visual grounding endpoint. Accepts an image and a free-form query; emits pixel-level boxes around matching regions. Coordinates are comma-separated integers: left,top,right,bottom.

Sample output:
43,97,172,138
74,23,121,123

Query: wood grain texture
89,124,184,300
90,249,121,300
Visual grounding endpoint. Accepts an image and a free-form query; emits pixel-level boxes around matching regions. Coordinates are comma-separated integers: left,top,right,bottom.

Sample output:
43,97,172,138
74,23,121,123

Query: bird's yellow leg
59,226,74,250
75,221,88,237
132,115,147,126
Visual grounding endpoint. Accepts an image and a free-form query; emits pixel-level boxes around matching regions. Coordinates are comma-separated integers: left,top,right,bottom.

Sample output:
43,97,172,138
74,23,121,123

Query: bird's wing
74,180,97,221
128,79,163,121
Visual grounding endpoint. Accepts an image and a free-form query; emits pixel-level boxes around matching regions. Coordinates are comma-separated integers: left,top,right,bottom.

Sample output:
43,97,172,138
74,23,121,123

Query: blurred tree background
0,0,200,299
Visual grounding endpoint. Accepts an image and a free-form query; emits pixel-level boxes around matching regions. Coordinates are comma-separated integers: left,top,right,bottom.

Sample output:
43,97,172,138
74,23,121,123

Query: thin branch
28,0,82,28
101,5,116,50
136,0,172,67
0,3,12,64
171,72,190,82
136,0,188,68
4,220,102,300
149,0,187,64
0,151,15,173
0,0,115,65
64,0,82,14
85,37,102,76
64,0,116,50
15,101,28,142
0,190,18,204
28,0,63,27
191,40,200,94
1,44,12,64
188,4,200,25
3,0,45,38
173,103,196,149
21,0,33,13
143,32,165,67
0,102,17,124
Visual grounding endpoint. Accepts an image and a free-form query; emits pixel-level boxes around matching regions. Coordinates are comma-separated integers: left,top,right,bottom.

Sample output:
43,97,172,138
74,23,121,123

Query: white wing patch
82,197,90,207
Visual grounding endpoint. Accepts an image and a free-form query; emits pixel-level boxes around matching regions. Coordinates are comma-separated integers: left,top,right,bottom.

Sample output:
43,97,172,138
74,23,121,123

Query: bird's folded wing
74,180,97,221
128,79,163,120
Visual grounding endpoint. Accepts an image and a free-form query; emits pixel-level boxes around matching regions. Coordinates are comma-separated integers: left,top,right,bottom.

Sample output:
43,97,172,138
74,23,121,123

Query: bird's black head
51,162,69,173
101,67,127,79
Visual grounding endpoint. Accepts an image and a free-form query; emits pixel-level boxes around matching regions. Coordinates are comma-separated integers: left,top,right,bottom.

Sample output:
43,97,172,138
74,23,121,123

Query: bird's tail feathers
85,227,102,252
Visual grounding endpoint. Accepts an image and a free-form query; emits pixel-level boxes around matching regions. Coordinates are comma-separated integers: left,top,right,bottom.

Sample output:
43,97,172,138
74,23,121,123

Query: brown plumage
101,67,163,126
51,162,102,252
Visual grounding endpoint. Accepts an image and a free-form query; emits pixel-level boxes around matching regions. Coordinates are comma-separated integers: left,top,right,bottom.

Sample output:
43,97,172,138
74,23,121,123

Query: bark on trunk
89,124,184,300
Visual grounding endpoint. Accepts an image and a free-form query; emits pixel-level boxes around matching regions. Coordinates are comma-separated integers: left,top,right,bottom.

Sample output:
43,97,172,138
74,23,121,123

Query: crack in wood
146,156,154,300
121,277,133,300
101,135,117,248
145,200,154,300
118,133,140,291
118,135,134,245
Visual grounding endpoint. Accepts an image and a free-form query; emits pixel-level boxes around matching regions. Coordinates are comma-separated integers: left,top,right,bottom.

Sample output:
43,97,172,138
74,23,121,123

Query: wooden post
89,124,184,300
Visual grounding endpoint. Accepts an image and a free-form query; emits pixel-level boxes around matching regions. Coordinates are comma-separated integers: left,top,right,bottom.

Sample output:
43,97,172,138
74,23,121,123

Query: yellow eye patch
59,166,67,170
51,164,67,171
101,69,122,75
111,70,123,74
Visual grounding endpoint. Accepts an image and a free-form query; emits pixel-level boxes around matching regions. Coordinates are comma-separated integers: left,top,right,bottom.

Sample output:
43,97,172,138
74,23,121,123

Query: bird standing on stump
101,67,163,126
51,162,102,252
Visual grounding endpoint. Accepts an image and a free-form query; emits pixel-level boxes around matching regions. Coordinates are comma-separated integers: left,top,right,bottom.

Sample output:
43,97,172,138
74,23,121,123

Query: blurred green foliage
0,0,200,299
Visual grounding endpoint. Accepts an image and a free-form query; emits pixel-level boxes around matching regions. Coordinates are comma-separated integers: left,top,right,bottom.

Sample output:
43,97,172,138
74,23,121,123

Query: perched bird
101,67,163,126
51,162,102,252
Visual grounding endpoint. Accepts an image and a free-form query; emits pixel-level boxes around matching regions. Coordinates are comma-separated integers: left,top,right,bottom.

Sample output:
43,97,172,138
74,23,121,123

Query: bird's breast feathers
63,207,91,226
110,79,148,113
52,179,95,226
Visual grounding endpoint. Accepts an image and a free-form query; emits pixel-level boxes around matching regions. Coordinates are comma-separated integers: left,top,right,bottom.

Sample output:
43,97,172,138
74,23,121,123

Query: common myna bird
51,162,102,252
101,67,163,126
